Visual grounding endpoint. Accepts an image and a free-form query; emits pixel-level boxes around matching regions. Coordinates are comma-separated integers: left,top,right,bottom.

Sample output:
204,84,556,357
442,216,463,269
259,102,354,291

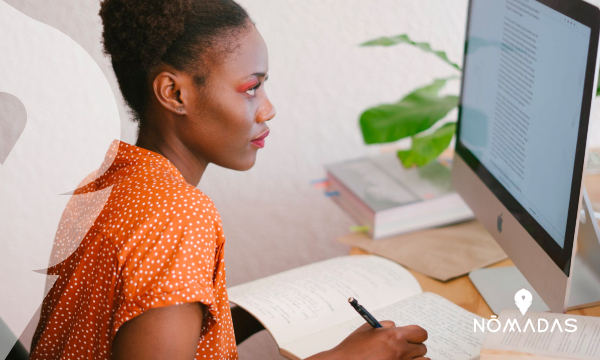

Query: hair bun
100,0,192,67
99,0,250,123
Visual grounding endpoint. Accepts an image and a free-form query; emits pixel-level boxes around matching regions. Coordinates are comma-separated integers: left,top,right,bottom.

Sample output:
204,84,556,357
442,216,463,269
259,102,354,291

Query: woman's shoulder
98,166,224,260
98,163,222,237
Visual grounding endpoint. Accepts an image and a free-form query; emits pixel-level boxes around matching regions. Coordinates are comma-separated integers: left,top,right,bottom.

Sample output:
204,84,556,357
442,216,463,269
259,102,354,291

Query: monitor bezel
455,0,600,276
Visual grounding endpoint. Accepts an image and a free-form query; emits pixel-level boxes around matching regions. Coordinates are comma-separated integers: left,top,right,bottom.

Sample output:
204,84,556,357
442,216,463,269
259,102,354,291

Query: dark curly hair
99,0,251,124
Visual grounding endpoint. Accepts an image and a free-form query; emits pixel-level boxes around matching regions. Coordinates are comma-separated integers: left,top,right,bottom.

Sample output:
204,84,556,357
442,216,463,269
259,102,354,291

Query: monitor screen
457,0,597,273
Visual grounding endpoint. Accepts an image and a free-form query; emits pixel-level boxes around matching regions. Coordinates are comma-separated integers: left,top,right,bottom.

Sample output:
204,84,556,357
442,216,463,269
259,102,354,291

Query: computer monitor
453,0,600,314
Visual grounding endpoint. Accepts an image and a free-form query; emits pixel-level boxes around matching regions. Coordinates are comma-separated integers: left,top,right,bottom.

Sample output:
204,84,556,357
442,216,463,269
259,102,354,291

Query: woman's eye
246,83,260,96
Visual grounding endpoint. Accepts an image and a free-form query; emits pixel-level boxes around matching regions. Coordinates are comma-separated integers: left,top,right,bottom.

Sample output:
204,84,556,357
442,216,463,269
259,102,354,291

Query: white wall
4,0,600,359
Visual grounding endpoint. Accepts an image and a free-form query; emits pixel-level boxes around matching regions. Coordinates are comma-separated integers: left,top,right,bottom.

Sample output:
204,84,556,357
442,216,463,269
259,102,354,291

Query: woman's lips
251,129,270,149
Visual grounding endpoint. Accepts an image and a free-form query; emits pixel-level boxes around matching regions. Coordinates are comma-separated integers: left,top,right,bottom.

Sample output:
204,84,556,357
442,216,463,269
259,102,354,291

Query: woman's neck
135,124,208,186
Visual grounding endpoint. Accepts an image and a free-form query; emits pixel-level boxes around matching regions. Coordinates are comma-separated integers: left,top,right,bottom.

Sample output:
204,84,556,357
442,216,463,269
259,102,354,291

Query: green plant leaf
359,78,458,144
397,122,456,167
361,34,461,70
597,74,600,96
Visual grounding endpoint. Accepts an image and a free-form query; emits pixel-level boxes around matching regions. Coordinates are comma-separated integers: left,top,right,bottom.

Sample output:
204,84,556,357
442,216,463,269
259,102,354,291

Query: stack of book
325,153,473,239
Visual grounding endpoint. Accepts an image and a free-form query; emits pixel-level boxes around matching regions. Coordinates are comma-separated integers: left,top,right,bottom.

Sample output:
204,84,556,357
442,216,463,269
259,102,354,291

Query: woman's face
175,24,275,171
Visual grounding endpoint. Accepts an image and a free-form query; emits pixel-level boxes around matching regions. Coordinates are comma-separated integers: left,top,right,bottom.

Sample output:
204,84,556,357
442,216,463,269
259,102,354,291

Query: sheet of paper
282,292,485,360
228,255,421,346
482,309,600,360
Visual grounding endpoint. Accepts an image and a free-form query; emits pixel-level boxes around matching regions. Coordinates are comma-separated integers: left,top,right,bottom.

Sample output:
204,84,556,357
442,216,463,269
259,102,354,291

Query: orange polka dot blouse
30,140,238,359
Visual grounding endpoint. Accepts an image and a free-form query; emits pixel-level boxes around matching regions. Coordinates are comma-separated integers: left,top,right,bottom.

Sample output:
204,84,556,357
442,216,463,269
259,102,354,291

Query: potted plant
359,34,600,167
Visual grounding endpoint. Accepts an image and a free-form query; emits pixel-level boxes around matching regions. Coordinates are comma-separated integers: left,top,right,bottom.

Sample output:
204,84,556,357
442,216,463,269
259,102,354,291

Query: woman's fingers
400,325,428,343
379,320,396,328
406,343,427,358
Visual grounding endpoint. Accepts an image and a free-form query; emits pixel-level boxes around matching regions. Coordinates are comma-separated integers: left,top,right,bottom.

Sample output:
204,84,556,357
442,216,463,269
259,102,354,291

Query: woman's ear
152,70,188,115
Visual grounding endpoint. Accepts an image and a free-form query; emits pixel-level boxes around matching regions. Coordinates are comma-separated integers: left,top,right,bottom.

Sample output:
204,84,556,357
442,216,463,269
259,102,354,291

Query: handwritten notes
229,256,484,360
228,255,421,345
284,292,485,360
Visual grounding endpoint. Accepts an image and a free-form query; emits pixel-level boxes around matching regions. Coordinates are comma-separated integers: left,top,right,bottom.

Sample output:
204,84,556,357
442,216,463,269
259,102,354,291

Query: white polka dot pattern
30,140,238,359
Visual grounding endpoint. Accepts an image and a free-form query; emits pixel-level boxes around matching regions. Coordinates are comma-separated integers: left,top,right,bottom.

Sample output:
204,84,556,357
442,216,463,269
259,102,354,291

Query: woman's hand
307,321,429,360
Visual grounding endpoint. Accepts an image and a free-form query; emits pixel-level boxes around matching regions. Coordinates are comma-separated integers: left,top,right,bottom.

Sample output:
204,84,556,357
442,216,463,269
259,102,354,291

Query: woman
30,0,429,359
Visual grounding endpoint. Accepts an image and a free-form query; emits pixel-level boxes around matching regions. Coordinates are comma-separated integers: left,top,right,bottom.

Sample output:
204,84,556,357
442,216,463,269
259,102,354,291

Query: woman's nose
257,98,276,123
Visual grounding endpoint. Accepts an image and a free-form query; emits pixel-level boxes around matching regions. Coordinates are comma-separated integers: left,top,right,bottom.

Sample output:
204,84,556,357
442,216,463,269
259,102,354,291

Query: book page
282,292,485,360
481,309,600,360
228,255,421,346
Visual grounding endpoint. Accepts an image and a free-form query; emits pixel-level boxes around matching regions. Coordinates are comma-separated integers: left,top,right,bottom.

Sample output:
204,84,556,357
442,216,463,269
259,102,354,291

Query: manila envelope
336,220,507,282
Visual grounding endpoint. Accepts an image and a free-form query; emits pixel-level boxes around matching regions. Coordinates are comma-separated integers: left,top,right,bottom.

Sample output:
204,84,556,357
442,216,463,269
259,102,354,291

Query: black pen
348,297,382,328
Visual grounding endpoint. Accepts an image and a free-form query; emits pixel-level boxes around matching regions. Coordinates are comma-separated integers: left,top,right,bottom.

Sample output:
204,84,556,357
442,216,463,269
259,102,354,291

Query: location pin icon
515,288,533,315
0,92,27,165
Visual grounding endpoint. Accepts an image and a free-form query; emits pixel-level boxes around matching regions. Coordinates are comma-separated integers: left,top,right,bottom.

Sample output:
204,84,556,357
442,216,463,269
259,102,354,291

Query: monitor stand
469,188,600,314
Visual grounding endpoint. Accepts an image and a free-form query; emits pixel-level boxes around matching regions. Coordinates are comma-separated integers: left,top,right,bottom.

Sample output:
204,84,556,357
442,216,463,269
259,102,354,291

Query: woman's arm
111,303,205,360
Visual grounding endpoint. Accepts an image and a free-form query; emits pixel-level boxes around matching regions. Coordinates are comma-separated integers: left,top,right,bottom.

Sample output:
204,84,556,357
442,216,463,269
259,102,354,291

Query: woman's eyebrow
249,72,267,78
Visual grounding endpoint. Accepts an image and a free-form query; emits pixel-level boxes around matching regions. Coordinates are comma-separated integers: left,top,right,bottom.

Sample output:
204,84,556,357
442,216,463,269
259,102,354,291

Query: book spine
326,172,376,236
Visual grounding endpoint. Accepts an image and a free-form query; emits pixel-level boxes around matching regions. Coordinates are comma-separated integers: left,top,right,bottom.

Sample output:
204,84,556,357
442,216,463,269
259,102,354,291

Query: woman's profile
29,1,429,359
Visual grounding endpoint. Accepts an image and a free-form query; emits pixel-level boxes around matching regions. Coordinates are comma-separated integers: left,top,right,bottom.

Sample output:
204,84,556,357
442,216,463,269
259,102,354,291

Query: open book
480,309,600,360
228,255,485,359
